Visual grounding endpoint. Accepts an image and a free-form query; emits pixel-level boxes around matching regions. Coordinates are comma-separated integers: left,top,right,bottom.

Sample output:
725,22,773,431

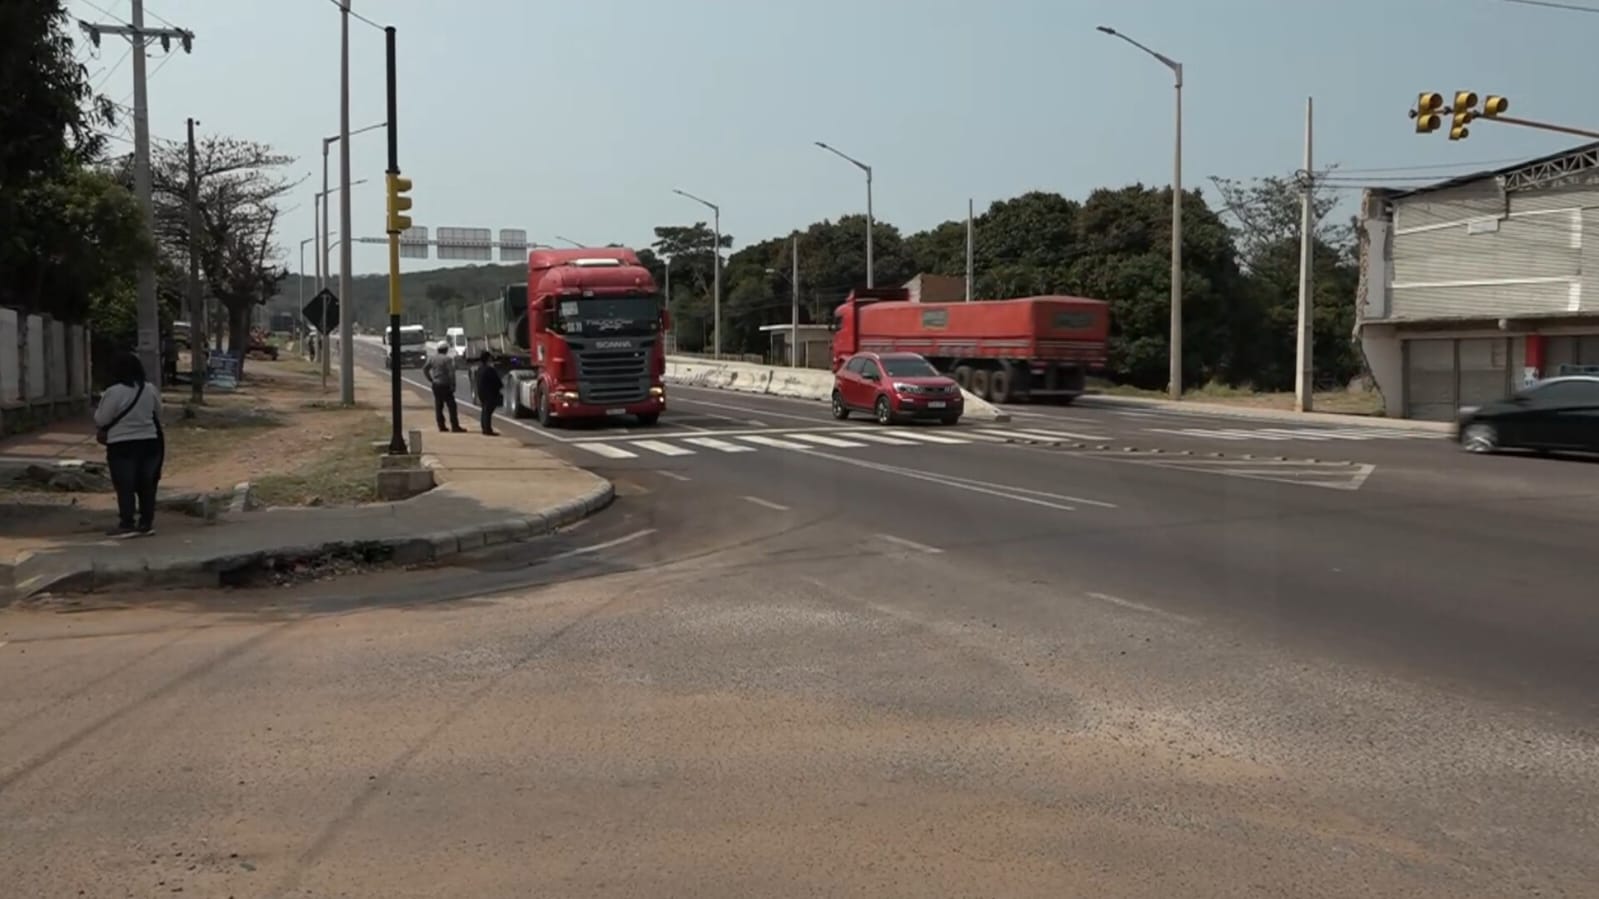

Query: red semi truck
486,247,669,427
830,288,1109,404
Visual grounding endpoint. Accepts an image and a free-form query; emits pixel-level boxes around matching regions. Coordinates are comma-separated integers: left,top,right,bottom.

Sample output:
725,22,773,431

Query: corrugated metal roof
1388,139,1599,200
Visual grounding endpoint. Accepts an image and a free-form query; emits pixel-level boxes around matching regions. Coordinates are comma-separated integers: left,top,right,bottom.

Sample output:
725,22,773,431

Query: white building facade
1356,142,1599,420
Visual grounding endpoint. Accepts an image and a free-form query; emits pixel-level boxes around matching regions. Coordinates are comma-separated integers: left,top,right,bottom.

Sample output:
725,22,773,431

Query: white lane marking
656,470,692,482
682,436,755,453
547,528,658,561
1254,428,1331,441
885,429,968,445
997,409,1105,424
631,439,695,457
918,465,1120,508
790,433,867,448
1007,428,1109,442
876,533,944,555
947,429,1008,441
572,442,639,459
737,434,813,450
742,495,790,512
1086,591,1195,624
847,431,919,445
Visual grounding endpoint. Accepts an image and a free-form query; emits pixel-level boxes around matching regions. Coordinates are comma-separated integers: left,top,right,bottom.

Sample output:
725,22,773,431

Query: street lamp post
672,188,721,358
764,235,802,367
1098,25,1184,401
815,141,874,288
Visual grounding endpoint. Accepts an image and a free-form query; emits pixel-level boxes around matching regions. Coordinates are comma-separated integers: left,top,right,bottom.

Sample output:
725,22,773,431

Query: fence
0,307,92,437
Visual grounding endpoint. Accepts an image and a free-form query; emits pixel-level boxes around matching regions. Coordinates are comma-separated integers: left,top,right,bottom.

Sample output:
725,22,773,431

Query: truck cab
505,248,670,427
383,324,429,369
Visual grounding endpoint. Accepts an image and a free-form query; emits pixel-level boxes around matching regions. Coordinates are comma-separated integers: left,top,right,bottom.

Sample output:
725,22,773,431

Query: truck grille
575,342,651,404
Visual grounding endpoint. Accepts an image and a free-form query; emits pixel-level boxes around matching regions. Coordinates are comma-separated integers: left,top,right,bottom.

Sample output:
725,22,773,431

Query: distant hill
268,263,524,331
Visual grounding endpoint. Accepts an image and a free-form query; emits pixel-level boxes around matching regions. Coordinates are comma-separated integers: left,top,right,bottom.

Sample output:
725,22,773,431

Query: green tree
0,0,140,321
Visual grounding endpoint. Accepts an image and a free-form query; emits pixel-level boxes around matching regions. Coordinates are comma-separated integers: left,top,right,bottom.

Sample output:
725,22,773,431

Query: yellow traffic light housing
1483,95,1509,117
386,173,413,233
1413,92,1444,134
1441,92,1480,140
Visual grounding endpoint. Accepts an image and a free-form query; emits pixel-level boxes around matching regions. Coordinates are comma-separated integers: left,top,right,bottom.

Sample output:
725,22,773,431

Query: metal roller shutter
1458,337,1511,409
1405,338,1456,421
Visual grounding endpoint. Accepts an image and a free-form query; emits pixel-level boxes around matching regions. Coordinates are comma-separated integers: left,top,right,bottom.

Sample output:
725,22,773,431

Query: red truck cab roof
528,247,656,296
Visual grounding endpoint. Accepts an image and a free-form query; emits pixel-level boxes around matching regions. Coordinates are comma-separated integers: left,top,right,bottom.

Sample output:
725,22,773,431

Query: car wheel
875,395,893,425
1461,422,1498,453
831,391,850,420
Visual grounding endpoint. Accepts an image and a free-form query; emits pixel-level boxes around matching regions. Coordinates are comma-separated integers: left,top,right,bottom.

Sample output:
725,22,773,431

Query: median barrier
664,356,1009,422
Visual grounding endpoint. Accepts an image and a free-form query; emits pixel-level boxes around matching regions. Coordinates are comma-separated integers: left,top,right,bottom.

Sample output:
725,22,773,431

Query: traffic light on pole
385,173,413,233
1450,91,1478,140
1483,95,1509,118
1414,92,1444,134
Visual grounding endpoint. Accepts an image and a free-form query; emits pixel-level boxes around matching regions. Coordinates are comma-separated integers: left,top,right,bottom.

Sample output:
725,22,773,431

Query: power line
90,44,132,91
323,0,384,31
77,0,130,25
1497,0,1599,12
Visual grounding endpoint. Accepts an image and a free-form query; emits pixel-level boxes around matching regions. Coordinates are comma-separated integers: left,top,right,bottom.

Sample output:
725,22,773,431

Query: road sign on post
498,228,527,262
302,288,341,331
437,226,493,261
399,225,430,259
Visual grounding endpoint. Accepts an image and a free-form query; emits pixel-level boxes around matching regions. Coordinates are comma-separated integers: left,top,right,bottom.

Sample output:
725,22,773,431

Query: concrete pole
965,198,974,302
1169,67,1184,401
320,141,331,291
864,167,874,289
130,0,159,383
1294,96,1316,413
338,0,356,405
712,206,721,359
791,234,800,368
187,117,204,402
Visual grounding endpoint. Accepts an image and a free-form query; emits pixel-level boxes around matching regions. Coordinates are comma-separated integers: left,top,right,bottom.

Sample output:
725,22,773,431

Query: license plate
927,401,946,409
606,408,626,416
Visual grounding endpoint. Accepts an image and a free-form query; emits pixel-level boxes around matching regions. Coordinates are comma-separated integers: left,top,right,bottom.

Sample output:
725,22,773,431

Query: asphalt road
2,352,1596,896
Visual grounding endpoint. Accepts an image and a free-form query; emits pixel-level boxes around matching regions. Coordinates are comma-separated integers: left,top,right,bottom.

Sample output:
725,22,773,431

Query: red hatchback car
832,352,963,425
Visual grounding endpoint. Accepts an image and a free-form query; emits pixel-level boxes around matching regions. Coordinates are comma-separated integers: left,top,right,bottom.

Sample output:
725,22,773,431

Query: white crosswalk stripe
737,434,814,450
791,433,868,448
572,442,638,459
885,429,968,444
848,431,920,445
682,436,755,453
631,439,695,456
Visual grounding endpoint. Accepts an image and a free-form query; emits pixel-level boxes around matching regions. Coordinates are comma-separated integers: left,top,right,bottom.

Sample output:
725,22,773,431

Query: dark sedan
1456,375,1599,454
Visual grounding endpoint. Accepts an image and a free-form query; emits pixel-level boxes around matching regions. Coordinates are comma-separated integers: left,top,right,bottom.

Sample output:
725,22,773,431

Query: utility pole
78,5,194,386
791,234,800,368
382,25,411,454
671,189,721,357
186,117,205,403
338,0,356,405
965,198,974,302
1294,97,1315,413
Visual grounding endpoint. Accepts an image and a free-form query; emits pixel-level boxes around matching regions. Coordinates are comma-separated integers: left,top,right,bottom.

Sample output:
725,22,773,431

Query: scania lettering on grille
593,339,632,350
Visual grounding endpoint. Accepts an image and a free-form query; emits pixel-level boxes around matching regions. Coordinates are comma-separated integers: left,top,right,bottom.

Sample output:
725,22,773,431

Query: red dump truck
830,287,1109,404
467,247,669,427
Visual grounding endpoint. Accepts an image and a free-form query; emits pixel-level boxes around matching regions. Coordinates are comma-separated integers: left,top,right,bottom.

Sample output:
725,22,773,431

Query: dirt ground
0,358,387,546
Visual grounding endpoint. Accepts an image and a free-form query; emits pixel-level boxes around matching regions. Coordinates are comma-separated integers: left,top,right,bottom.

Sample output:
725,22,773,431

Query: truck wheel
636,412,660,426
989,367,1013,404
536,385,560,428
969,368,991,400
831,391,850,420
874,396,893,425
952,365,973,390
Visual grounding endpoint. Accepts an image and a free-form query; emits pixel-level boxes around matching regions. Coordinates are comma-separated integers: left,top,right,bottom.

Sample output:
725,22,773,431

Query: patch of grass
251,417,390,507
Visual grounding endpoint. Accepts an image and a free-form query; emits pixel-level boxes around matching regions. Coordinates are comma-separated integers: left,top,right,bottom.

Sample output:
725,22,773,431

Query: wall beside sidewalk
663,355,1010,422
0,307,92,437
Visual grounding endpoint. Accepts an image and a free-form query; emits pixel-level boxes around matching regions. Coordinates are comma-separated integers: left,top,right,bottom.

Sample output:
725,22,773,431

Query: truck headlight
649,386,665,397
557,390,579,401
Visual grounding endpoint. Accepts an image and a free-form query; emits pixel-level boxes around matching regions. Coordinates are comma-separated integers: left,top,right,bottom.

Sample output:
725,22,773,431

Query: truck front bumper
548,389,666,419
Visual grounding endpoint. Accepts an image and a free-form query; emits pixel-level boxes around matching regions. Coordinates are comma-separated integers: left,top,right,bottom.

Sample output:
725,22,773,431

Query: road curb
6,479,616,601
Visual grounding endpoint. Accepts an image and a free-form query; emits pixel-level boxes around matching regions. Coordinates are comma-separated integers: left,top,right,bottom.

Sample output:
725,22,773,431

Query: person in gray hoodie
422,342,466,433
93,352,164,537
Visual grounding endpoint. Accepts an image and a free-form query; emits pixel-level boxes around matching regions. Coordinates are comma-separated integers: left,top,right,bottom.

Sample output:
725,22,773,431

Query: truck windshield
398,329,427,346
882,357,939,377
558,295,660,336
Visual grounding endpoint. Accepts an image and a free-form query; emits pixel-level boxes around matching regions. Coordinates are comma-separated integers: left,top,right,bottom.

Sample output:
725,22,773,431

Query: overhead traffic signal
1483,95,1509,117
1413,92,1444,134
1449,92,1479,141
386,173,413,234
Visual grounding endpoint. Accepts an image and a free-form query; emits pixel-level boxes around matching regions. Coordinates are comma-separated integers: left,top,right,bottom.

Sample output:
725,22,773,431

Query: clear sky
69,0,1599,275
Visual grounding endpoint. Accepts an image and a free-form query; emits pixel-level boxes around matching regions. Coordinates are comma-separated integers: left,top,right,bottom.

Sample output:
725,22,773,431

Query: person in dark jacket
93,352,165,537
475,351,503,436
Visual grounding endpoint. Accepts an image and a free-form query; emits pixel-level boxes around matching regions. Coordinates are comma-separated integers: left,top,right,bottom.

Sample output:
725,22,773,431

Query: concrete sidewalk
1,382,612,601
